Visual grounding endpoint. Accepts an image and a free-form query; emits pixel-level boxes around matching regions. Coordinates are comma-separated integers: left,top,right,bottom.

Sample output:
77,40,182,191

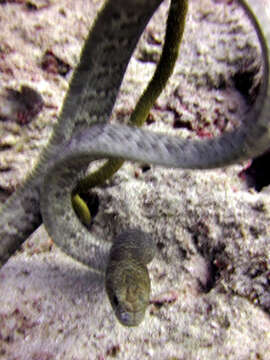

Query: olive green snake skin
1,0,270,326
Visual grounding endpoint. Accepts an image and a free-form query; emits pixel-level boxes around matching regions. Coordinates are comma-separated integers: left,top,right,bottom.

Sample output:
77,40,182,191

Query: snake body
1,0,270,326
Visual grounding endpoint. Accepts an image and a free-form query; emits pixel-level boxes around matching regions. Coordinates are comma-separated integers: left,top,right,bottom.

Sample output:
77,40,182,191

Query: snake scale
1,0,270,326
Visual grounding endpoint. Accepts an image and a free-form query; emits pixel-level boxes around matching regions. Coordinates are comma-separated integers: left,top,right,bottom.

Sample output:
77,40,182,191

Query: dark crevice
41,50,71,76
239,150,270,191
141,164,151,173
80,191,100,220
173,117,192,130
0,185,13,203
0,144,13,150
190,227,226,293
232,60,261,105
156,241,165,251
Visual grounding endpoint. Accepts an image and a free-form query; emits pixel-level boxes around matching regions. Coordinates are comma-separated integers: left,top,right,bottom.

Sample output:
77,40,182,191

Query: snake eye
113,295,119,307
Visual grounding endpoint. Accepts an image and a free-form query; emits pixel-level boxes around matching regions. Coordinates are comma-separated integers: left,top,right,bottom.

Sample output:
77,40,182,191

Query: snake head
105,230,154,326
105,257,151,327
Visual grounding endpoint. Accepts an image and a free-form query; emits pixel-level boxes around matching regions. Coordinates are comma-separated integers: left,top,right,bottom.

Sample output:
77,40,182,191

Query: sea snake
0,0,269,326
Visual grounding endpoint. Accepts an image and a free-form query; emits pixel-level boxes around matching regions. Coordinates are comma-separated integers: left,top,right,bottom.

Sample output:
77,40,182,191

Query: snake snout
116,307,145,327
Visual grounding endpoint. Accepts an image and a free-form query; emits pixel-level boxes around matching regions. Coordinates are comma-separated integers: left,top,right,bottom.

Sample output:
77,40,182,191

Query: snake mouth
116,307,146,327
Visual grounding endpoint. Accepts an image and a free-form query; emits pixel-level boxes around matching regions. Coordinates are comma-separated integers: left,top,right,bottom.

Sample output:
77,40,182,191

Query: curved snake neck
1,0,270,325
42,0,270,268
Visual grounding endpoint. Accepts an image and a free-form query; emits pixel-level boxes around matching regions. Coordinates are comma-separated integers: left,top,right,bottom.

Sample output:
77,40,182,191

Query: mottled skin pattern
105,230,155,326
0,0,270,326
